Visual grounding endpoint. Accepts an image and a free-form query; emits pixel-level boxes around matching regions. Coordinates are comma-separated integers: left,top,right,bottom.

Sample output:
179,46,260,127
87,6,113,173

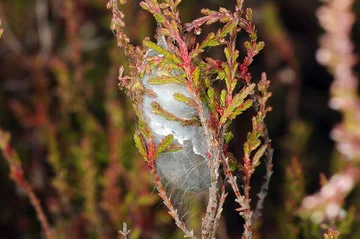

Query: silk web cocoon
140,38,211,192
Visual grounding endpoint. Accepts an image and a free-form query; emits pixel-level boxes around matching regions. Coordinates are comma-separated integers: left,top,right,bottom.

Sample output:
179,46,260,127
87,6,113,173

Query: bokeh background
0,0,359,238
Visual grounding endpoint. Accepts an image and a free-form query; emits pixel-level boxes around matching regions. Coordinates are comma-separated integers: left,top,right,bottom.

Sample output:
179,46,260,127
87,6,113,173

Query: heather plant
108,0,273,238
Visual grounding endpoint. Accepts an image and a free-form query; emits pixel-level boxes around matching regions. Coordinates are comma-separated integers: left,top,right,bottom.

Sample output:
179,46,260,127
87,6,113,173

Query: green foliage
155,134,175,157
148,75,186,85
134,131,147,158
143,38,181,64
173,93,197,107
220,84,255,125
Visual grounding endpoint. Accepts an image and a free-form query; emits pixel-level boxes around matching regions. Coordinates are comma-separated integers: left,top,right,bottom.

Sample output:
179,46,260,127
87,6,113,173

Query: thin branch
252,126,273,223
148,160,197,239
184,12,228,33
220,155,250,238
211,183,228,238
0,130,54,239
252,73,274,223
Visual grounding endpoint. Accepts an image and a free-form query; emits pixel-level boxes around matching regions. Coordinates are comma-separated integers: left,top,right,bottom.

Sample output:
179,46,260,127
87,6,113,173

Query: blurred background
0,0,359,238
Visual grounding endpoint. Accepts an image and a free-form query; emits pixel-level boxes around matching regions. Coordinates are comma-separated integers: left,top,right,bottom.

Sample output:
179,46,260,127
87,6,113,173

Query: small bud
110,19,116,31
106,1,112,9
194,27,202,35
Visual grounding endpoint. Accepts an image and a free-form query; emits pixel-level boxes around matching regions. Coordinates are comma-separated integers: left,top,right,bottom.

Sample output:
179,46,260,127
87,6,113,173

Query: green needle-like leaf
156,134,174,157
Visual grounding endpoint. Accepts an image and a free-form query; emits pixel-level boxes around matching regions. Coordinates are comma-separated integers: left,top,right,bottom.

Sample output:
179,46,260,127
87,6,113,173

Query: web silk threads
139,38,211,192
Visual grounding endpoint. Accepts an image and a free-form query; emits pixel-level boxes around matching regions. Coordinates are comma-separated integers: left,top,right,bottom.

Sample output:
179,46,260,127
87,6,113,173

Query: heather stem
0,130,54,239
